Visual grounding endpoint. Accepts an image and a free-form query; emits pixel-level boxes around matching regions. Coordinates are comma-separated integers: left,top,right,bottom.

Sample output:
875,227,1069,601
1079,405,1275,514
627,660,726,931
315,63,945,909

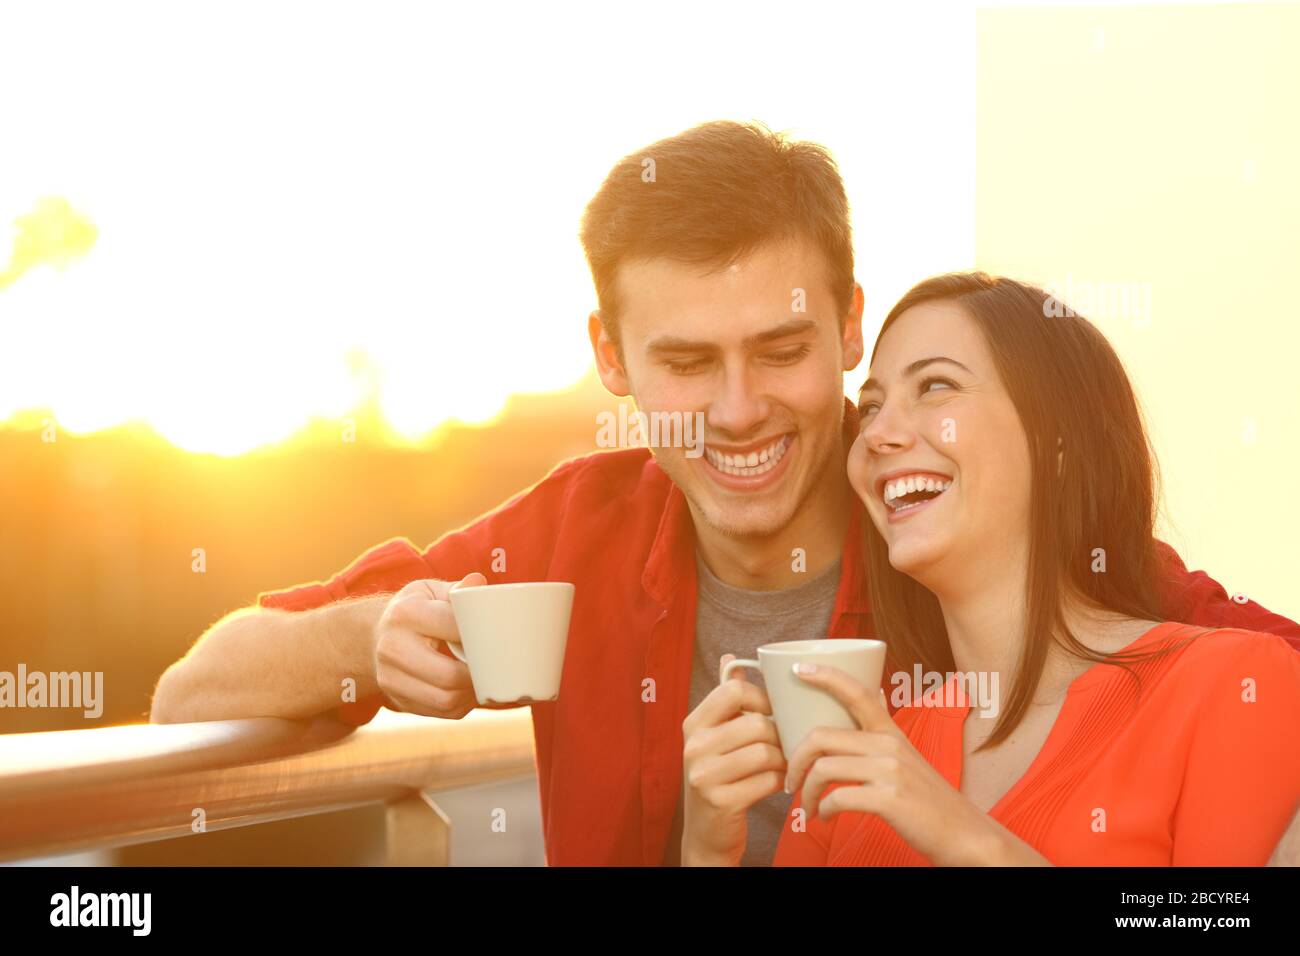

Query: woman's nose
861,399,915,454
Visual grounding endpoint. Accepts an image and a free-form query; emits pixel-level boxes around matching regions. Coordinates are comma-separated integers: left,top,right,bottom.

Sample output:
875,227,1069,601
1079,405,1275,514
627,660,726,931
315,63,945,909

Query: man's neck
691,459,853,592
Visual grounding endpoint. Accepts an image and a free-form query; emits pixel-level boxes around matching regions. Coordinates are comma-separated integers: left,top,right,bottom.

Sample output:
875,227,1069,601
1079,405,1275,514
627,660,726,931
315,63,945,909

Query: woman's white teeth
705,435,791,477
883,475,952,510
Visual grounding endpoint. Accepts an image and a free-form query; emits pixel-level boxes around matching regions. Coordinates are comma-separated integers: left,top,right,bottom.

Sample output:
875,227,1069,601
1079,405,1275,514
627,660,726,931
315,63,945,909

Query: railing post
385,788,452,866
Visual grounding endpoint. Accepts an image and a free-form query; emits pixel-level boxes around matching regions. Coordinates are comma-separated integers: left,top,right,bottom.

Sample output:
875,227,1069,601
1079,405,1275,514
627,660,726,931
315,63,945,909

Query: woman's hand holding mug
784,662,1050,866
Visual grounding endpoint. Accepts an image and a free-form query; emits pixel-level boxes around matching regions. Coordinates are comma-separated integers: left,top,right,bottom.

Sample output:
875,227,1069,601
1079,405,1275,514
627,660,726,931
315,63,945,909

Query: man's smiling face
591,235,864,539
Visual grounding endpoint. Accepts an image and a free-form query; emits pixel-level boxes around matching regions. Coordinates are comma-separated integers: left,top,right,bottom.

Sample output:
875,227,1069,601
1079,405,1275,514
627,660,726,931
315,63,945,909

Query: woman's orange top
773,623,1300,866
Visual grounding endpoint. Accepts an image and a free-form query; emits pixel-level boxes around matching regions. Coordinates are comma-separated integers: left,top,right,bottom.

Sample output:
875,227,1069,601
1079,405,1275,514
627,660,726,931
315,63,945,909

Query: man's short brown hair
579,120,855,345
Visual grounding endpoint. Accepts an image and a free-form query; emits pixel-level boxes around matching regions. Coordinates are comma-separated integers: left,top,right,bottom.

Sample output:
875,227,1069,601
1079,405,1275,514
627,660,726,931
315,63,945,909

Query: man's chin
700,508,795,540
688,487,804,540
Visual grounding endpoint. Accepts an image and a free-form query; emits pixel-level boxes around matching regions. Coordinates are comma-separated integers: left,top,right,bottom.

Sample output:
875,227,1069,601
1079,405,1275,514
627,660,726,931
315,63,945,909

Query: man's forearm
150,596,388,723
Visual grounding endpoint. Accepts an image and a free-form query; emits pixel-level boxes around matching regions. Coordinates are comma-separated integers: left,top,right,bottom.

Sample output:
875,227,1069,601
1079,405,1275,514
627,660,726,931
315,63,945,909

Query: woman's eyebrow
904,356,973,376
859,356,973,396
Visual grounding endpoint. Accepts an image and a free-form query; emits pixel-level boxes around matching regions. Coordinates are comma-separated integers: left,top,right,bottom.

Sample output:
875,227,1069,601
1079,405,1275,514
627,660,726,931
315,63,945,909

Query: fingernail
793,662,817,675
783,776,792,794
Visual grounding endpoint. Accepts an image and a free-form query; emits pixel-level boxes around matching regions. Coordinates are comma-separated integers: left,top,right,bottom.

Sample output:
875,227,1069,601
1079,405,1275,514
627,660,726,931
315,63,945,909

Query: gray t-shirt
678,550,843,866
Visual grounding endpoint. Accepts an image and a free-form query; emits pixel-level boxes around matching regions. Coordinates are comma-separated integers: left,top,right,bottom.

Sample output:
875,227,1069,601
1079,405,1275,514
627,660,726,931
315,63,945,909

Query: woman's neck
932,555,1145,704
937,571,1028,681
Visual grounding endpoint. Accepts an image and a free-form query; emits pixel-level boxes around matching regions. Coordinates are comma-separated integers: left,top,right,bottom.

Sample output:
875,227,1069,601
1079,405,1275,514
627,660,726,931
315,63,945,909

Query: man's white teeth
883,475,952,509
704,435,791,477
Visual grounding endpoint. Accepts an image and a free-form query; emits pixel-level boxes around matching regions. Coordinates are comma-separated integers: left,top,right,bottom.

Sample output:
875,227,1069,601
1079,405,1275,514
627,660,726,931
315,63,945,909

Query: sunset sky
0,0,978,454
2,0,1294,618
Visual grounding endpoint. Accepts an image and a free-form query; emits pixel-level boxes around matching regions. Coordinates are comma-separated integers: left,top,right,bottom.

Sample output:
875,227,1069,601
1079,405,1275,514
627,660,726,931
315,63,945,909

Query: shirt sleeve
1171,633,1300,865
256,456,588,727
1155,540,1300,651
257,537,436,726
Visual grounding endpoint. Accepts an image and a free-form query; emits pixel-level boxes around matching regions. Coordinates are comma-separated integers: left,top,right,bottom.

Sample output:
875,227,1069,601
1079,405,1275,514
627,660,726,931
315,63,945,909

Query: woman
699,272,1300,865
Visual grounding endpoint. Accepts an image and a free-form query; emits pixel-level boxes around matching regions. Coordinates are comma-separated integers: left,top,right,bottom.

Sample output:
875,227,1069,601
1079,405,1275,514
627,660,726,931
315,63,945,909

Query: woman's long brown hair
864,272,1198,750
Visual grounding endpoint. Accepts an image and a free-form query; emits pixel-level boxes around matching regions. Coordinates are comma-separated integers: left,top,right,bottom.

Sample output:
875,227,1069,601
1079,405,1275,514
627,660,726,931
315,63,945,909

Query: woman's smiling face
848,299,1033,590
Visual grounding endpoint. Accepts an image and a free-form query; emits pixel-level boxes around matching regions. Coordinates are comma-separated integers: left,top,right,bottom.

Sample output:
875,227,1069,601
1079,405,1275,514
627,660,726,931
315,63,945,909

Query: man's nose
707,363,768,437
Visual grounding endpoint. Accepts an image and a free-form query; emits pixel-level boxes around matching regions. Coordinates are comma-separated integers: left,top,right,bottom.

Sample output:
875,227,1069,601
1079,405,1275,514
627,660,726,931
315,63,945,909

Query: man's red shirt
258,404,1300,865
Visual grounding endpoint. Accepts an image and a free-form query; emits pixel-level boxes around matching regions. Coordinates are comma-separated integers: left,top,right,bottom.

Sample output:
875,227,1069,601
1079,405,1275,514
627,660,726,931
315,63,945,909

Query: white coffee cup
446,582,575,705
721,638,887,759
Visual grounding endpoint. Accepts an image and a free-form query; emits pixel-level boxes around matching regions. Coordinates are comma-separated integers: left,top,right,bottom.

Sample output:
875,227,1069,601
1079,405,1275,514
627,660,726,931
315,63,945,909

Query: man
150,121,1300,866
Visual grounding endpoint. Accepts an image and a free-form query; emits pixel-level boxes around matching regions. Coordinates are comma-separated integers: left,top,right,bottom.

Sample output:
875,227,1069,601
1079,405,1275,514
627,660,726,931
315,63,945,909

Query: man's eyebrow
858,356,973,396
645,319,817,355
742,318,816,348
645,335,718,355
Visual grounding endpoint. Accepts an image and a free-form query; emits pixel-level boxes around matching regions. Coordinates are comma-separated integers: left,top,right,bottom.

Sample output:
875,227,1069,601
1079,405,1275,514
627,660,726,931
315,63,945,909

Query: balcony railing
0,707,537,865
